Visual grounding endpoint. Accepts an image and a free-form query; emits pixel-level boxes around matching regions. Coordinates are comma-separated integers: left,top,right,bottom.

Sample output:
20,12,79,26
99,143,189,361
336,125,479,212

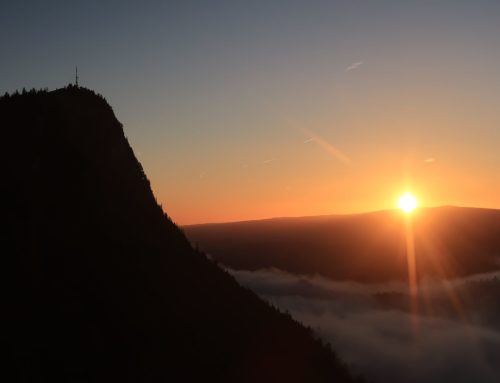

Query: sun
398,192,418,213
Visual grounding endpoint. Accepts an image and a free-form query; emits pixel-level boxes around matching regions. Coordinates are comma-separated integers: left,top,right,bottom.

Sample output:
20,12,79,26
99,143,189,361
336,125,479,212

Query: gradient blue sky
2,1,500,223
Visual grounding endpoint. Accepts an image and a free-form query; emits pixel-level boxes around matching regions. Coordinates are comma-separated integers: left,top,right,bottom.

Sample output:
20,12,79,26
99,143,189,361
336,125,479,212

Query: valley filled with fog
230,267,500,383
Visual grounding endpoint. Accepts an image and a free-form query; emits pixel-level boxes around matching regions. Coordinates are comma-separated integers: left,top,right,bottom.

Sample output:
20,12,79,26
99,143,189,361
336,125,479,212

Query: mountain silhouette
184,207,500,283
1,86,361,383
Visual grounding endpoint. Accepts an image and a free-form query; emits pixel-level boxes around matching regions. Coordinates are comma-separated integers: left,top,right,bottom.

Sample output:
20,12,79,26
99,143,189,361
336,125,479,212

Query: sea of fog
229,268,500,383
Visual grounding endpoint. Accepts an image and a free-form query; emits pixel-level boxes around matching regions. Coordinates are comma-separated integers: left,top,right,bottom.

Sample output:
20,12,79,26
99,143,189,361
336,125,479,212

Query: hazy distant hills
184,207,500,283
1,87,360,382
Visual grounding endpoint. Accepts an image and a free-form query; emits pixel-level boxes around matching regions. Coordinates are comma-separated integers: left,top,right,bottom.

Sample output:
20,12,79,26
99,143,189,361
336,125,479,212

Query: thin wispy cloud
424,157,436,163
288,120,351,165
301,127,351,165
262,158,277,165
346,61,363,71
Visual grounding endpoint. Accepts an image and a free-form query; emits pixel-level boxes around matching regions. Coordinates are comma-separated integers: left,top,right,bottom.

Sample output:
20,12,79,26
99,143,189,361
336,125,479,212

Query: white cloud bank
229,268,500,383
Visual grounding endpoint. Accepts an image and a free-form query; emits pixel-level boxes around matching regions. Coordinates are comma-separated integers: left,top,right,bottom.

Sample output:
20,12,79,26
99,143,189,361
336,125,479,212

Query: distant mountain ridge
184,207,500,283
1,86,360,382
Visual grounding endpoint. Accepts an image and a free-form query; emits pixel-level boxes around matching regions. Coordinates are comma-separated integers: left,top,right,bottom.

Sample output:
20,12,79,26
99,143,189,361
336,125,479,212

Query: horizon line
180,204,499,227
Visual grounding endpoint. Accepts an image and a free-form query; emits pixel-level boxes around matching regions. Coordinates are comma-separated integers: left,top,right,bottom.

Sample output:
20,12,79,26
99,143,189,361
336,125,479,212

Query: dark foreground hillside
1,87,360,383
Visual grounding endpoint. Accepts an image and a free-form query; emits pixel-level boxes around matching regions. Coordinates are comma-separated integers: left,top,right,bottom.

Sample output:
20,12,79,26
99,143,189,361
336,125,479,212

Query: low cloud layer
229,268,500,383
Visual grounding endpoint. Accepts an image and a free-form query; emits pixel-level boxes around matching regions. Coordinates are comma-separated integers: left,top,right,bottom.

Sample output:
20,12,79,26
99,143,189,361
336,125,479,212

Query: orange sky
117,3,500,225
143,99,500,224
7,2,498,225
137,75,500,224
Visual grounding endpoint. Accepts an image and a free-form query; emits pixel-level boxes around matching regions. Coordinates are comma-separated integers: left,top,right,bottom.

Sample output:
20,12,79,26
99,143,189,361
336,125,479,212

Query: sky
2,0,500,224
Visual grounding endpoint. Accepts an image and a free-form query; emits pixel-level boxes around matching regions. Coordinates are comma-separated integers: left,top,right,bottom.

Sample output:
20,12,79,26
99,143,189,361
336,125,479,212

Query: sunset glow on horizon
3,1,500,224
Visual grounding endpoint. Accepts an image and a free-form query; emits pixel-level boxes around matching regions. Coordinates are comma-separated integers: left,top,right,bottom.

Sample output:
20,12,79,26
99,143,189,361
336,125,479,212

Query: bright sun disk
398,192,418,213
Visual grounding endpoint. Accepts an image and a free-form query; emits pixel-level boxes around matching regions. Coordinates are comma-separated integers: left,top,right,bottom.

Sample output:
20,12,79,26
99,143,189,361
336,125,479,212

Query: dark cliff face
1,87,359,383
